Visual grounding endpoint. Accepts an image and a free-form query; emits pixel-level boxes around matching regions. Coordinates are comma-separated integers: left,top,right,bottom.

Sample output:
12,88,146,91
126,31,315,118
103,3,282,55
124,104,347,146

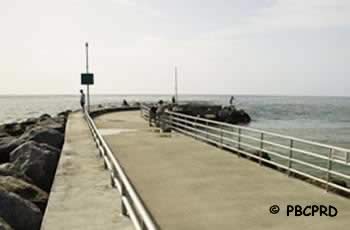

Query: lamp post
175,66,178,102
81,42,94,113
86,43,90,112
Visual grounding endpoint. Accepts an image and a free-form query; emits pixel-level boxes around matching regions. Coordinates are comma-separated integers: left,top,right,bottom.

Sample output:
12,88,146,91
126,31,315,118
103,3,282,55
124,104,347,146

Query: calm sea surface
1,95,350,148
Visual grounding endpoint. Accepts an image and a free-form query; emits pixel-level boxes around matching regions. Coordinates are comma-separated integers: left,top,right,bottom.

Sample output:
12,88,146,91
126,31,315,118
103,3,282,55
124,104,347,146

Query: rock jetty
172,102,251,124
0,111,70,230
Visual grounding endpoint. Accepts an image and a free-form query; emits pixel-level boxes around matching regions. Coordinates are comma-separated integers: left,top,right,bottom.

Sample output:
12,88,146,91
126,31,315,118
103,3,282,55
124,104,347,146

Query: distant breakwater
0,110,70,230
89,104,141,118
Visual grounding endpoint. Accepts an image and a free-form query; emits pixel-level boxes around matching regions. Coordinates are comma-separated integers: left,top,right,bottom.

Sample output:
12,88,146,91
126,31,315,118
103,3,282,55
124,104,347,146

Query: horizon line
0,93,349,98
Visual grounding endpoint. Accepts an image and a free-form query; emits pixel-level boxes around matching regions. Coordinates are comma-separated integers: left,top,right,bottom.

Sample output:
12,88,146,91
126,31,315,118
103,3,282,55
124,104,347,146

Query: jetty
41,112,133,230
41,106,350,230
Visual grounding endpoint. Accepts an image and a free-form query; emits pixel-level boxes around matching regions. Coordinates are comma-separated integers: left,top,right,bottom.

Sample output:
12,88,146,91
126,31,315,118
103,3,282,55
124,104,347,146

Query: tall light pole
81,42,94,113
85,42,90,112
175,66,178,102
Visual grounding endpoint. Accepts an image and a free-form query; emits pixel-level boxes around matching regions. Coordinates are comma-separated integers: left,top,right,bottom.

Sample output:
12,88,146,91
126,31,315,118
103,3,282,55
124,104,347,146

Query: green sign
81,73,94,85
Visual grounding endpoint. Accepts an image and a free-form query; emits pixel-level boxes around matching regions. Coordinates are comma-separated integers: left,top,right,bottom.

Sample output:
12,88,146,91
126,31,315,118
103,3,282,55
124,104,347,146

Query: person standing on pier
229,96,234,105
149,105,157,127
156,100,165,128
80,89,86,112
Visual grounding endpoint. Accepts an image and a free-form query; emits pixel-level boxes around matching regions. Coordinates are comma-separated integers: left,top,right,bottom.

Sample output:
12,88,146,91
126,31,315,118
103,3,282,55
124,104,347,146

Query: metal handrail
167,111,350,157
166,111,350,165
85,111,158,230
141,104,350,195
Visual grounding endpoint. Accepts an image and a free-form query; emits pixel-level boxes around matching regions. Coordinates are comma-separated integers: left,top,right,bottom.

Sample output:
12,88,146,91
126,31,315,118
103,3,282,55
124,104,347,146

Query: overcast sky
0,0,349,96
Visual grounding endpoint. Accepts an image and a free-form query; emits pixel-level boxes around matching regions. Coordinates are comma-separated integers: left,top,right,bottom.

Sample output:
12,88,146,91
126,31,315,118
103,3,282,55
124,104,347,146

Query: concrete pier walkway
95,111,350,230
41,112,132,230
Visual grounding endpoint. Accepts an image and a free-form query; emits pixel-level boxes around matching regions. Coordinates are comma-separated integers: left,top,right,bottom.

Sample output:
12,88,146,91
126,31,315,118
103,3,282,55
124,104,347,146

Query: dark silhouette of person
229,96,234,105
80,89,85,112
122,99,129,107
149,105,157,127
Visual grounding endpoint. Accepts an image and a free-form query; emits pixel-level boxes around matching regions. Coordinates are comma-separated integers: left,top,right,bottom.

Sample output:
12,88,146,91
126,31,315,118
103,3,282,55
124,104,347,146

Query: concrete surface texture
41,112,133,230
94,111,350,230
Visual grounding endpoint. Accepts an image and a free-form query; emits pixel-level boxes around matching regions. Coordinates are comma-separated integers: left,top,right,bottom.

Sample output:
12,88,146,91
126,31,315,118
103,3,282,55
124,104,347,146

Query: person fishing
149,105,157,127
80,89,86,112
156,100,166,129
229,96,234,105
122,99,129,107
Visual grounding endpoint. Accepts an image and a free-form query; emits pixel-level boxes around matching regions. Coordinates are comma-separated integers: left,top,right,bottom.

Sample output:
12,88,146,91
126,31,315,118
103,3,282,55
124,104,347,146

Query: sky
0,0,349,96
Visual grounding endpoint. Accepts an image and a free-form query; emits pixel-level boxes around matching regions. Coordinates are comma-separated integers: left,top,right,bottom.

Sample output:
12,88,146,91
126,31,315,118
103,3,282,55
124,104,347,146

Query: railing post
182,116,186,131
141,221,147,230
169,113,173,131
326,148,333,192
121,183,128,216
110,166,117,188
288,139,293,176
259,133,264,166
91,129,96,141
110,173,115,188
194,117,198,140
206,121,209,140
97,137,101,148
99,144,104,157
104,157,108,170
220,126,223,148
346,152,350,164
237,128,241,157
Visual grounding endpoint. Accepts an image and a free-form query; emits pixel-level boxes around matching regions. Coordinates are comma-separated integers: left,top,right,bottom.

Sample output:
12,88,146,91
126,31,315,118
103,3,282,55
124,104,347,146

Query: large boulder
19,126,64,149
0,126,9,138
0,117,38,138
0,188,42,230
0,176,48,212
0,117,38,137
216,106,251,124
0,133,8,138
0,163,32,183
0,122,25,137
0,217,13,230
173,103,222,118
36,117,65,133
1,117,64,164
57,110,71,117
38,114,51,121
10,141,60,192
21,117,39,127
57,110,71,123
172,103,251,124
19,117,39,133
0,137,18,164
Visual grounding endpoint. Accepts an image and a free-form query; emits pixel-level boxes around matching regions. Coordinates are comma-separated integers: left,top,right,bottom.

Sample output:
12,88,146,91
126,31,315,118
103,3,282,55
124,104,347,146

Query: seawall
41,108,137,230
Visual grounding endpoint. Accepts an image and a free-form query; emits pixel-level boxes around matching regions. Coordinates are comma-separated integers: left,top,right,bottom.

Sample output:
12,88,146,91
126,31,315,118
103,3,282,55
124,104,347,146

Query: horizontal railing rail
85,110,158,230
141,104,350,195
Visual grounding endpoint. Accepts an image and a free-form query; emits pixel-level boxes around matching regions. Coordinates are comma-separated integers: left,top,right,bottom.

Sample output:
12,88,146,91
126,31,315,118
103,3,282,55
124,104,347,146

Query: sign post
81,42,94,113
174,66,178,102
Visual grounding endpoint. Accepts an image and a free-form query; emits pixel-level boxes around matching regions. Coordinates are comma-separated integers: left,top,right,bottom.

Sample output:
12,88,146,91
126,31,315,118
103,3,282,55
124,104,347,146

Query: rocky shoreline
0,110,71,230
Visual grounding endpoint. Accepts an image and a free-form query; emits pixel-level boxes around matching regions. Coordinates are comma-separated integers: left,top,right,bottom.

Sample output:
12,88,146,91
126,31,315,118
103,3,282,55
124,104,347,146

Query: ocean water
1,95,350,149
